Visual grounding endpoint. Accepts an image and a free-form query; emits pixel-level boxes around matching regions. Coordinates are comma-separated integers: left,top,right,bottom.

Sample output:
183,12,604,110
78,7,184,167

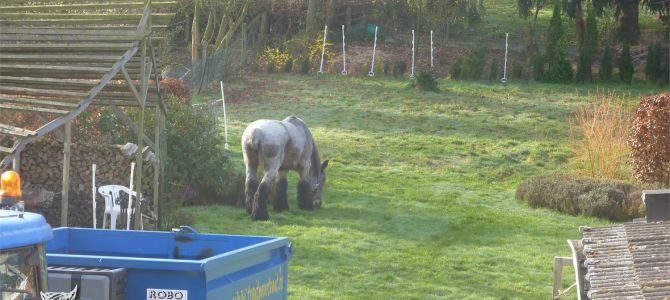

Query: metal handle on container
172,225,199,234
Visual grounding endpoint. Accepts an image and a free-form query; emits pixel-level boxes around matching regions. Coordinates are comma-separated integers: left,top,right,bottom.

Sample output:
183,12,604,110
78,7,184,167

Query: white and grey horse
241,116,328,220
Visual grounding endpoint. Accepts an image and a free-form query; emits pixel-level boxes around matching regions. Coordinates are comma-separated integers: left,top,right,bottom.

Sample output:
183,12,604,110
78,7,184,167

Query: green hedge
515,174,645,221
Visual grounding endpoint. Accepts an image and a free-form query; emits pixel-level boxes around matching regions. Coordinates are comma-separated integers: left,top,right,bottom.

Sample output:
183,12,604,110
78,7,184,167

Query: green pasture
189,74,664,299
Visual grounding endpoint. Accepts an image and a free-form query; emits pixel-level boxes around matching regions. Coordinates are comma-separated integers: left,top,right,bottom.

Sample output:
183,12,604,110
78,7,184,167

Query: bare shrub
571,91,633,180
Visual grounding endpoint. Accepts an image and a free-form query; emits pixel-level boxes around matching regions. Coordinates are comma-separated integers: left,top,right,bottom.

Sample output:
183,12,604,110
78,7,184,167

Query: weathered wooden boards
0,0,175,228
576,222,670,299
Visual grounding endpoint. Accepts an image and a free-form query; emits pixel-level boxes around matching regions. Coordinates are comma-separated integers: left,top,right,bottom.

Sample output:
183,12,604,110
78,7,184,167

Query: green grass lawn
189,74,665,299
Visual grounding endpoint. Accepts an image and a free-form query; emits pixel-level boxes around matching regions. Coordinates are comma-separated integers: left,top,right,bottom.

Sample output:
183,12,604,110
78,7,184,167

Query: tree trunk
325,0,335,27
259,11,268,48
618,0,640,44
346,6,351,29
191,0,200,66
307,0,319,35
575,4,585,51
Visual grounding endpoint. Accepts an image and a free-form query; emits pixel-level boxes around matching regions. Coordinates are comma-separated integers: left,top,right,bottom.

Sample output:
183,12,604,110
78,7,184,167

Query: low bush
383,62,391,76
628,92,670,186
283,57,294,73
515,173,644,221
545,51,573,83
465,44,487,80
532,54,545,81
488,58,498,81
163,95,242,206
300,57,311,74
512,62,524,80
450,58,464,79
393,61,407,77
413,70,439,92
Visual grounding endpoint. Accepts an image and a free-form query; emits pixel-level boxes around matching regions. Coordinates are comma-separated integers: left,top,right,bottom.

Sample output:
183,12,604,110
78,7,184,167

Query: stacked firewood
18,140,155,228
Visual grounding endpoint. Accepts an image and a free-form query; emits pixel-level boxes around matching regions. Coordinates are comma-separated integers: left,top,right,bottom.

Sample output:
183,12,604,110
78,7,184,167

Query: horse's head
311,160,329,208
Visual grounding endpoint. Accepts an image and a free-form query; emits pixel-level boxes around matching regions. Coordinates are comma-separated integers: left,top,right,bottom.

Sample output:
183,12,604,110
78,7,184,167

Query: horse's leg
273,171,289,211
243,149,259,216
297,167,314,210
251,167,277,221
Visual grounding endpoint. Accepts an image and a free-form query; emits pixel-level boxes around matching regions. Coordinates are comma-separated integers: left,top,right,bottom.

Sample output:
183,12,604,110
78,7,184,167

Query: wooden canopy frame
0,0,176,229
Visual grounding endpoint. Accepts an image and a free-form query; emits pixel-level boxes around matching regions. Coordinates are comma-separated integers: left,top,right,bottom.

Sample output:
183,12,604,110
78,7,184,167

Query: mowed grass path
189,75,664,299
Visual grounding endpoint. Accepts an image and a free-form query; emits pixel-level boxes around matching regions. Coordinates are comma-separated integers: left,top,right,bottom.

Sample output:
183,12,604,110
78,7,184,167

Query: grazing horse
242,116,329,221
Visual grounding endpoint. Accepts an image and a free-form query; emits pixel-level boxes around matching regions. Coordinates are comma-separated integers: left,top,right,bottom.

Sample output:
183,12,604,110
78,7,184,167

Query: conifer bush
599,46,613,82
619,43,634,84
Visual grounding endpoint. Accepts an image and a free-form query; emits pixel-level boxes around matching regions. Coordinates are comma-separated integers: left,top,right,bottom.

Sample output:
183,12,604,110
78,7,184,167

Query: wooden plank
0,34,164,43
0,124,36,137
0,103,69,115
0,25,168,30
0,54,123,63
0,76,160,93
0,2,177,12
150,43,168,114
0,43,135,52
0,96,79,108
0,28,139,36
0,16,173,26
0,67,148,80
0,44,140,169
0,64,111,77
0,0,163,4
61,120,71,227
122,66,143,106
0,86,87,98
0,13,173,20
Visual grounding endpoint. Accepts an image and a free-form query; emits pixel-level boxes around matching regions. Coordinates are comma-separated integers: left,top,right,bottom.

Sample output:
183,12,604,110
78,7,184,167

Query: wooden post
553,256,574,299
12,157,19,172
153,106,161,229
241,22,247,64
60,120,71,227
158,111,166,230
134,37,147,230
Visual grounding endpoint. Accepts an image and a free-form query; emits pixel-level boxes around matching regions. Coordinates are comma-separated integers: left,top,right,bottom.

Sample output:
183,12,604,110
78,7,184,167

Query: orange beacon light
0,170,22,206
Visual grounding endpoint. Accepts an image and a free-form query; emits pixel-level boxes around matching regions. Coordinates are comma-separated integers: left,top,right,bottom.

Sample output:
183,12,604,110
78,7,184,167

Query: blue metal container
45,227,292,300
0,210,53,249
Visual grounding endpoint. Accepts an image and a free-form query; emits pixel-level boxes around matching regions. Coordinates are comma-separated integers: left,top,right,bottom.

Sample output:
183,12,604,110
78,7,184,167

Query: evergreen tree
645,41,661,83
583,9,598,58
546,4,564,61
599,46,613,82
576,9,598,82
545,3,573,83
576,48,592,82
619,43,634,84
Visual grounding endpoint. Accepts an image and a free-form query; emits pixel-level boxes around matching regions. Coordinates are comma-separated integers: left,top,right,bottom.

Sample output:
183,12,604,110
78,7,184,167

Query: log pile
18,140,155,228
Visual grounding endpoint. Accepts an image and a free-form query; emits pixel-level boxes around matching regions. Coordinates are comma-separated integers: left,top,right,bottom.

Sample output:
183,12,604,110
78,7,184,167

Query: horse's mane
286,116,321,177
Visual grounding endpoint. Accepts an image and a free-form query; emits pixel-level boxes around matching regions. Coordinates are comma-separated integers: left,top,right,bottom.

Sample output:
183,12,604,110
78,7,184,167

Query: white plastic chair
98,185,137,230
